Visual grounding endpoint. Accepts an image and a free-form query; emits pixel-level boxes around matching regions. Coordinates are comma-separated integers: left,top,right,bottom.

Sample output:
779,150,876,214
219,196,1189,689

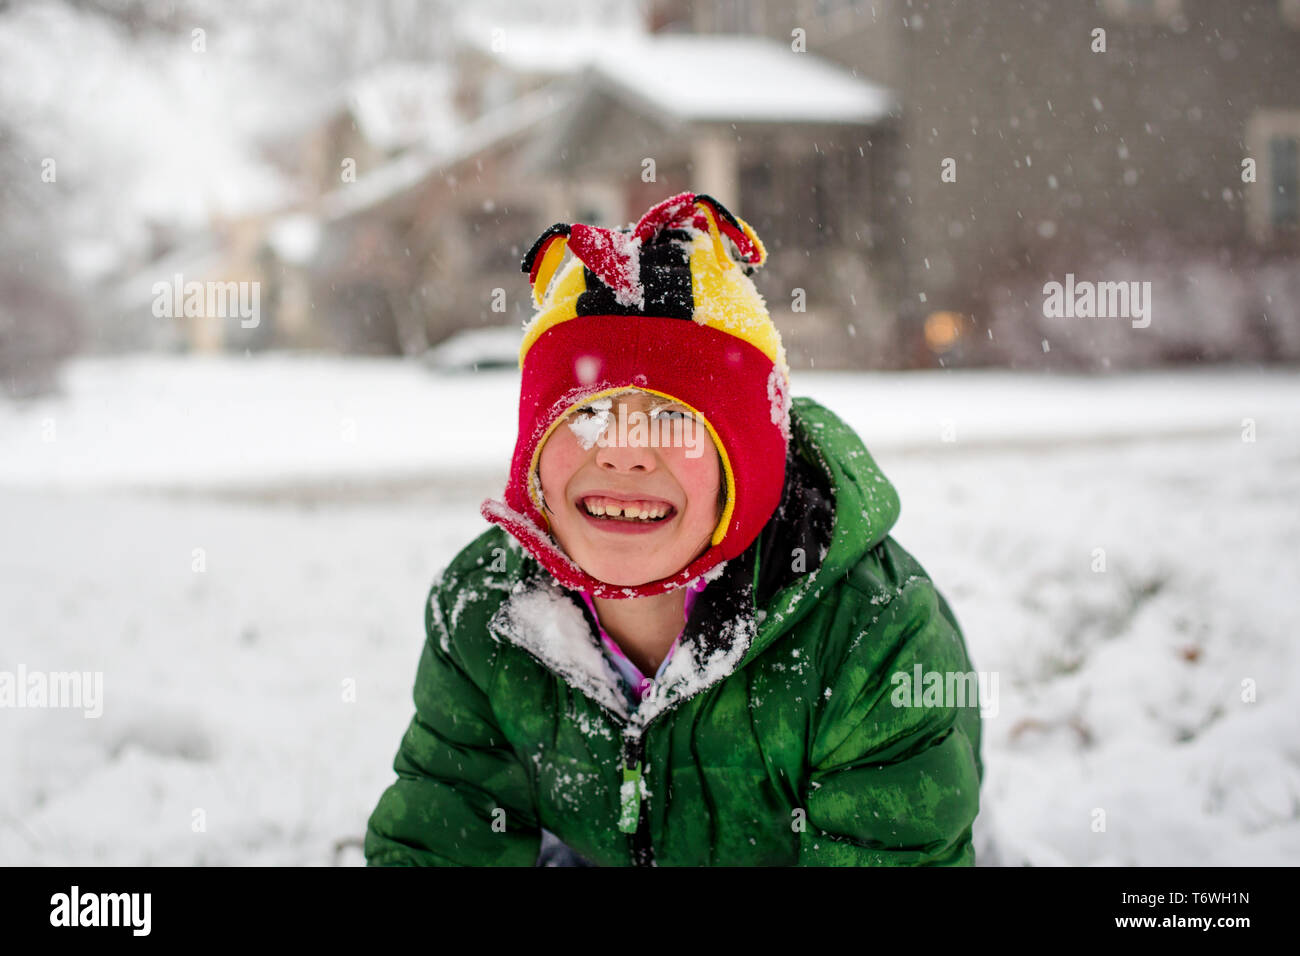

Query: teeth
583,498,669,521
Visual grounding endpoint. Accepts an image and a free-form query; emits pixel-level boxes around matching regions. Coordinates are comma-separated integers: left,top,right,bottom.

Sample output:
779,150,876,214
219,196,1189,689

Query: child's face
537,389,724,588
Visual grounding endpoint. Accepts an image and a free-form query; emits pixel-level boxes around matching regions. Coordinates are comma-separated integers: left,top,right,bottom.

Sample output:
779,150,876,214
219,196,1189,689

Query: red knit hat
481,192,791,599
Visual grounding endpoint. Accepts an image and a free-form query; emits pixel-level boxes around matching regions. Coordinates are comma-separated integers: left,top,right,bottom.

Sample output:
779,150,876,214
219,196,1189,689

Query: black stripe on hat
574,229,695,320
520,223,571,275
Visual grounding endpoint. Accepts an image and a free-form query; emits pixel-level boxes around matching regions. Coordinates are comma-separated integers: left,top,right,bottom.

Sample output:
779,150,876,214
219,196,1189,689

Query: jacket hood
746,394,902,656
484,395,901,729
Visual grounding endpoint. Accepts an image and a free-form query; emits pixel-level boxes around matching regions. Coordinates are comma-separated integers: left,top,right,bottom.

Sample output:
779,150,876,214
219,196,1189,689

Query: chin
582,561,659,589
572,548,678,588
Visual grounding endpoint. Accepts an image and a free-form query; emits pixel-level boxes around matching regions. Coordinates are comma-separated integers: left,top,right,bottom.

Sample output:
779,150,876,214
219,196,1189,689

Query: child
365,192,984,866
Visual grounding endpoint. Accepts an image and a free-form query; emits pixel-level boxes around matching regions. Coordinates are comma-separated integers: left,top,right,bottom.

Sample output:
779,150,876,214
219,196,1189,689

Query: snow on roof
318,82,572,222
346,62,460,152
317,30,892,221
459,22,894,124
109,234,227,309
454,14,645,76
587,34,896,125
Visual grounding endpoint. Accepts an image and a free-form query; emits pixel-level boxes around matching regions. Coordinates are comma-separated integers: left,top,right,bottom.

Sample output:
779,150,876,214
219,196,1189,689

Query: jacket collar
485,551,756,729
484,397,900,726
743,396,901,659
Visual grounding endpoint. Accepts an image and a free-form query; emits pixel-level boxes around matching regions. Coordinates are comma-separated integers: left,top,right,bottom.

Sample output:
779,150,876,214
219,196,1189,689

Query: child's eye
570,401,692,421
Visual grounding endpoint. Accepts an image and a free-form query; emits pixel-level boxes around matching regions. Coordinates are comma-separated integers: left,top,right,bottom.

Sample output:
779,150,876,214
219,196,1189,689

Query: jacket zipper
616,659,758,867
505,642,679,866
619,732,654,866
497,640,653,861
620,549,768,864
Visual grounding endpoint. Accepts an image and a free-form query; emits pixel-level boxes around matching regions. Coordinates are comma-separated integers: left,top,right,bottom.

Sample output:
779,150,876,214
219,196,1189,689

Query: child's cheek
538,431,583,506
666,445,722,508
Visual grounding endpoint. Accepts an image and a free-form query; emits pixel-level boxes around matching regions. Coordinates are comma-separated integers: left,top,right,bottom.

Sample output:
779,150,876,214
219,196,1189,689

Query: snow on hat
481,191,792,599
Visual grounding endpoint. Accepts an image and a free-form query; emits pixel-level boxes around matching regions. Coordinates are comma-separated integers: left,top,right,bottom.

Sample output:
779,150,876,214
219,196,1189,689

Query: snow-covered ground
1,355,1298,865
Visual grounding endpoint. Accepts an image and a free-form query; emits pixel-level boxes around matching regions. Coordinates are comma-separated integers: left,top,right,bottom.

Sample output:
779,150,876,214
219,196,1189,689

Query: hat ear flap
521,223,572,306
692,194,767,273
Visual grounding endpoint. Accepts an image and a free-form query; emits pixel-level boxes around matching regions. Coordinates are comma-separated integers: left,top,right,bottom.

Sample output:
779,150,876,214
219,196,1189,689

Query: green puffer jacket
365,396,984,866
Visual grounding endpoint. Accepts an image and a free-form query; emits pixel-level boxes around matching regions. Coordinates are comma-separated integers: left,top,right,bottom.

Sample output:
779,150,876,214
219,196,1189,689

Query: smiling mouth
578,495,677,523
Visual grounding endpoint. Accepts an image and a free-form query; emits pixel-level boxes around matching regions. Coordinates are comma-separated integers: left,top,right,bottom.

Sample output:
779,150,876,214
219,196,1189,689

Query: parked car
422,325,521,372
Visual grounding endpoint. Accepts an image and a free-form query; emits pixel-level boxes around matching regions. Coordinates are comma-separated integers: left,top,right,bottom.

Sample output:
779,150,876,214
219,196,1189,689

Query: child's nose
594,406,656,471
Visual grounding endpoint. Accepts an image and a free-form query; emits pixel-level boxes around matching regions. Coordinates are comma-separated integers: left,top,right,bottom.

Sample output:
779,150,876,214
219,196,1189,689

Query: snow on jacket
365,396,985,866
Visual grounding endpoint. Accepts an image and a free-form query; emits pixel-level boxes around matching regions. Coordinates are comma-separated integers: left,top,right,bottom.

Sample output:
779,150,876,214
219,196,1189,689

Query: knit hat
481,191,791,599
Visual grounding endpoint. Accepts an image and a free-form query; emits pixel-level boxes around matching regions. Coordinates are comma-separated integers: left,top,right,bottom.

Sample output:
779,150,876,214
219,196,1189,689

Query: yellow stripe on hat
530,234,570,307
686,234,785,368
697,204,734,273
519,258,585,367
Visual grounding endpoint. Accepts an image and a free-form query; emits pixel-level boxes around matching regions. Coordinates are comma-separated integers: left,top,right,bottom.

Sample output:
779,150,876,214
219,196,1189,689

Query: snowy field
1,355,1298,865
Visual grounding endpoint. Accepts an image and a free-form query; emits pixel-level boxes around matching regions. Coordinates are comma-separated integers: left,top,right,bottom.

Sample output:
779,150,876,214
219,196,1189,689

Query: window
1100,0,1183,23
801,0,864,29
1246,110,1300,241
574,183,624,229
1269,136,1298,228
714,0,759,33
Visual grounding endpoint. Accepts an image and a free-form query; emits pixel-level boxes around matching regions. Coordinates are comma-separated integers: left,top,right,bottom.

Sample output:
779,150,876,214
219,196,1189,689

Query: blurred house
166,0,1300,370
307,82,571,356
669,0,1300,368
107,211,280,355
508,32,901,370
287,19,902,368
305,62,458,198
108,62,457,356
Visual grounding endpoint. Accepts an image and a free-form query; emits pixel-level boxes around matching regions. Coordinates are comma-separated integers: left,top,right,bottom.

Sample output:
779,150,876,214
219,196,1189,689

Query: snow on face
566,397,613,449
538,389,724,588
560,388,706,451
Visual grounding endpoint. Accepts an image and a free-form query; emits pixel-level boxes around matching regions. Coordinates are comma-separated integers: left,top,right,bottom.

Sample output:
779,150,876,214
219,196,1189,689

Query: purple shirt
580,577,708,706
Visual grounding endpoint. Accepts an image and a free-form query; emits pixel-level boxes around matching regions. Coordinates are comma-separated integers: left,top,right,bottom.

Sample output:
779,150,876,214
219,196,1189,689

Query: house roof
511,33,897,177
346,62,459,153
317,82,573,222
453,13,645,77
460,24,896,124
314,30,896,224
584,33,896,125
